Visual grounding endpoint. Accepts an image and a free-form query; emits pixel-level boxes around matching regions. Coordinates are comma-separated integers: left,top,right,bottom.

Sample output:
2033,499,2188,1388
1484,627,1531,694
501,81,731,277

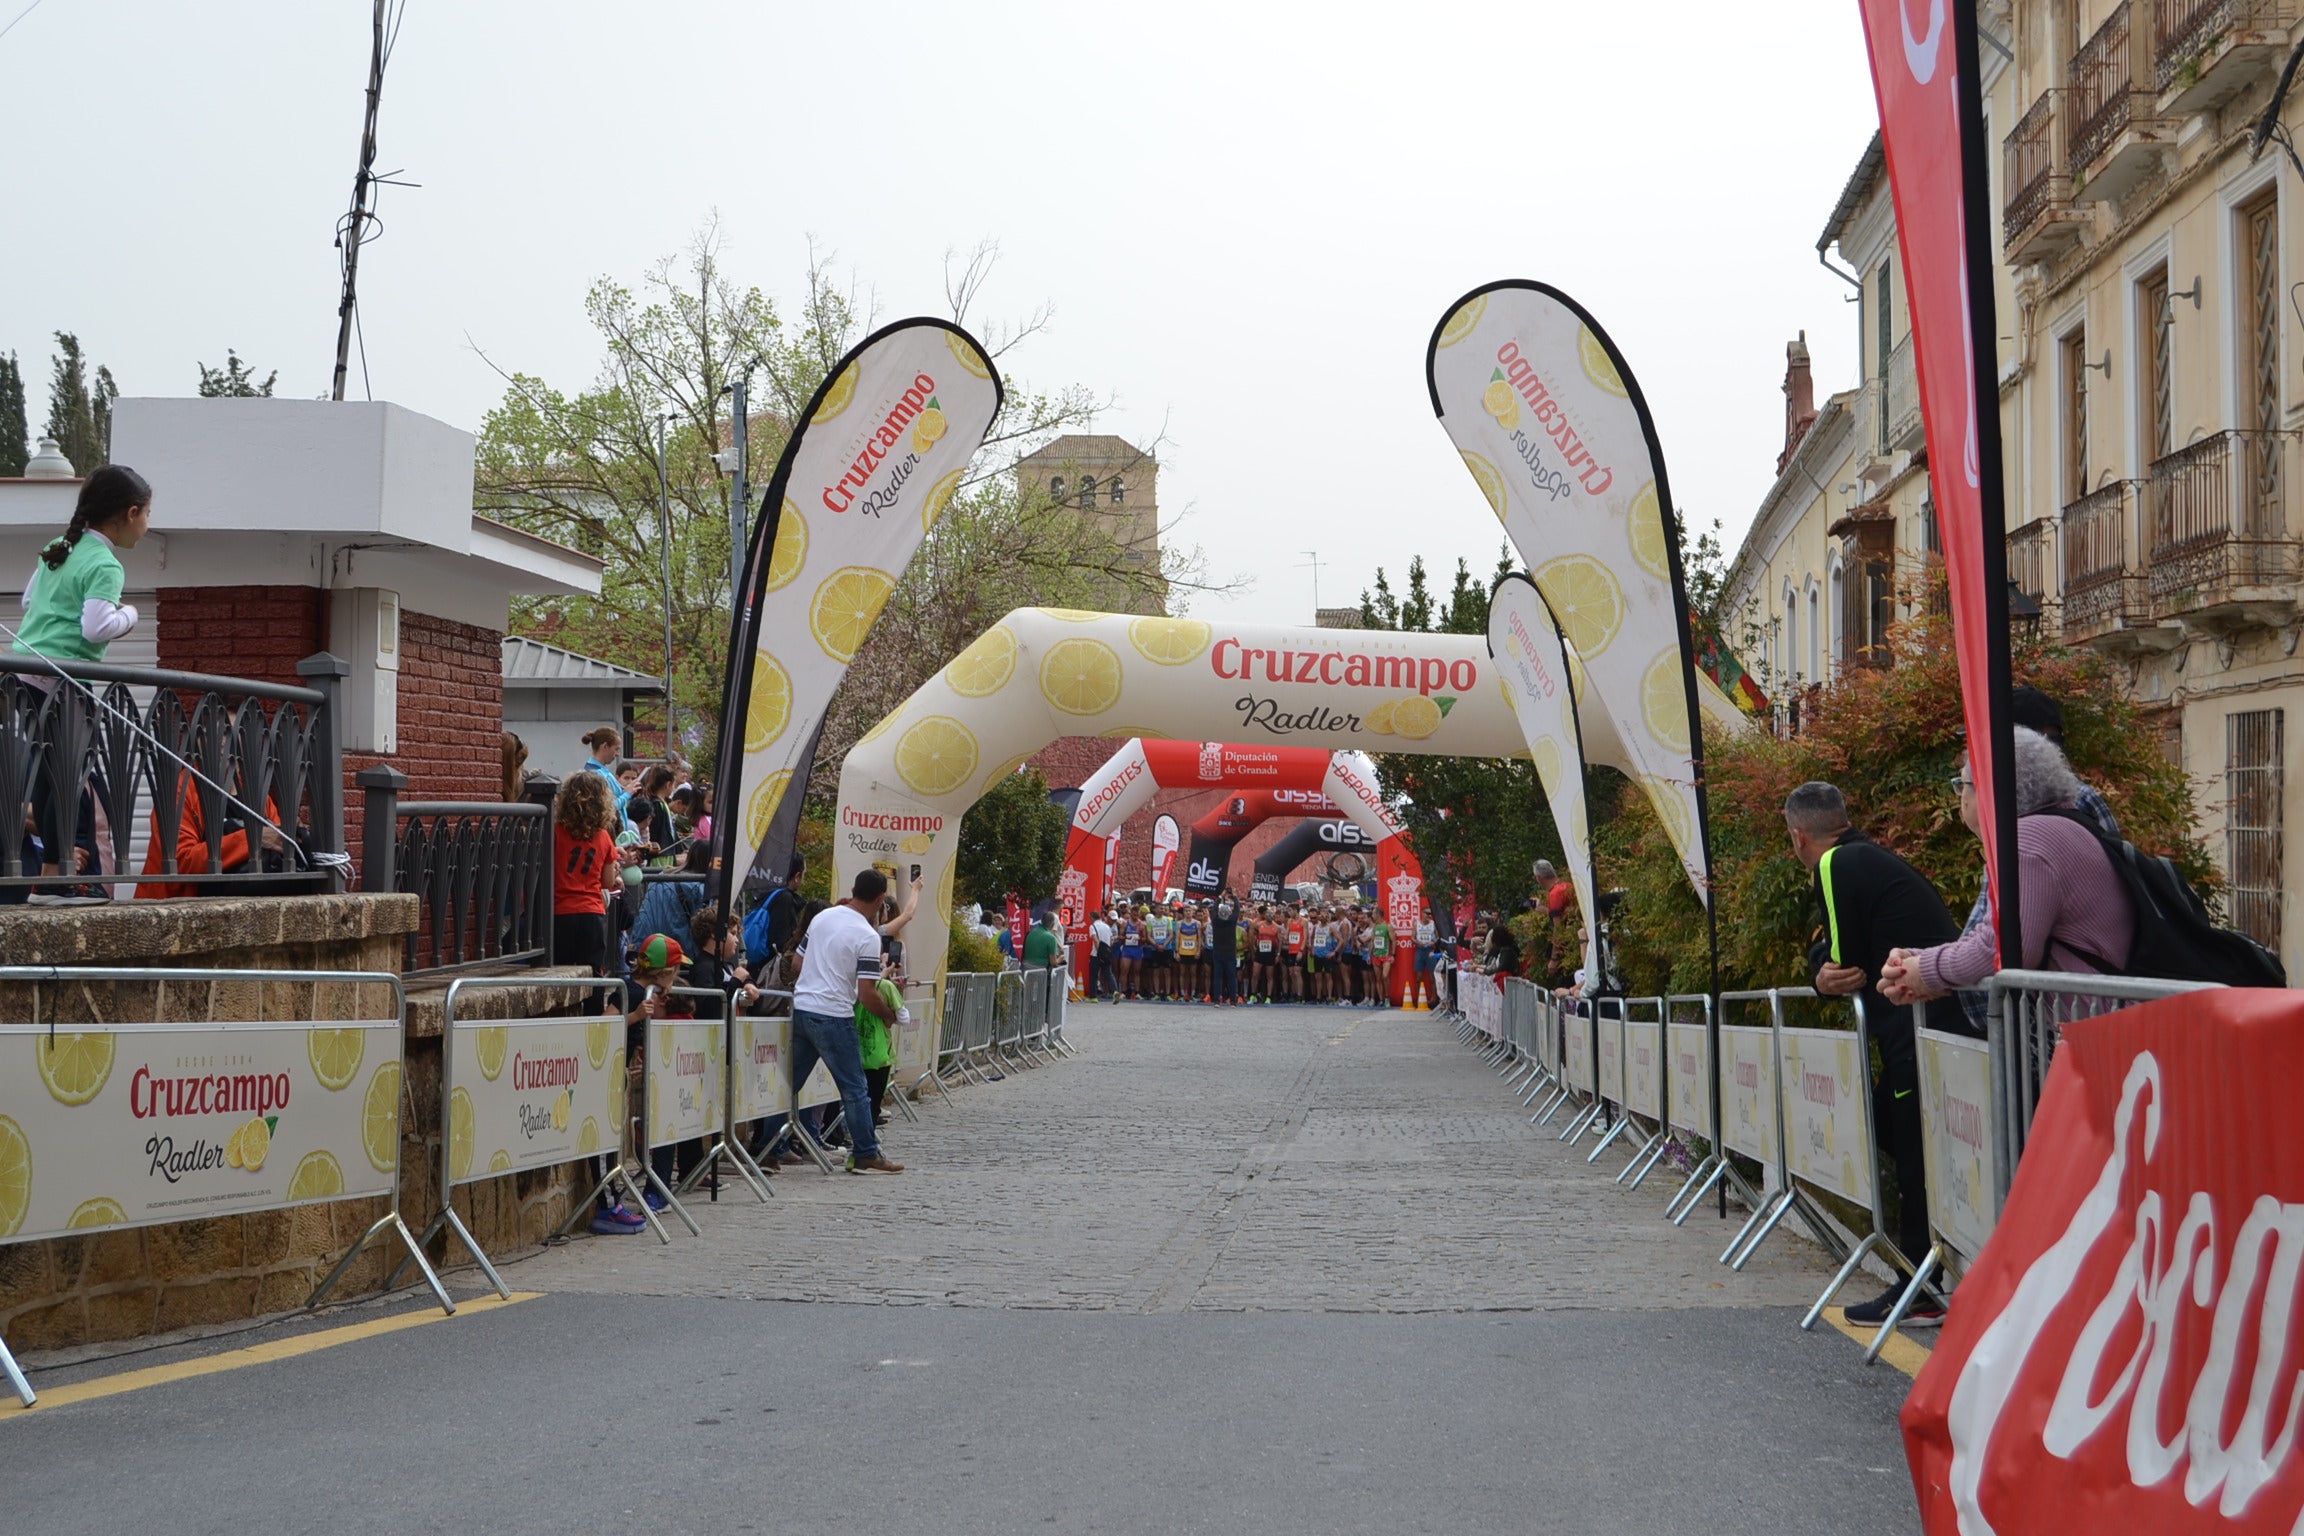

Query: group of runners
1093,892,1445,1007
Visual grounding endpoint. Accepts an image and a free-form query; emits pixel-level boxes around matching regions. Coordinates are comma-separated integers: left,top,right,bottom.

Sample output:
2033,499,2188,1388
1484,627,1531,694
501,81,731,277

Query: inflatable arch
1181,787,1344,895
835,608,1528,1066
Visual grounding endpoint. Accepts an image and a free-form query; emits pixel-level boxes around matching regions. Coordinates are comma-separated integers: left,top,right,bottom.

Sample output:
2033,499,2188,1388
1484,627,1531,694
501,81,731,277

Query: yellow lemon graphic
306,1027,365,1091
1436,293,1487,348
1037,607,1104,622
226,1122,246,1169
67,1196,126,1229
1530,736,1564,789
1460,451,1507,522
895,716,979,798
1642,649,1691,755
979,752,1030,794
286,1150,344,1202
362,1060,402,1173
764,502,808,593
1579,326,1629,397
609,1064,627,1135
487,1149,512,1174
1039,638,1123,716
1097,725,1167,740
937,860,956,918
577,1116,601,1155
1482,380,1521,431
1641,775,1696,855
551,1086,572,1135
809,566,896,663
1393,695,1442,741
0,1119,30,1234
746,771,792,850
473,1026,509,1083
947,329,992,379
587,1017,613,1072
238,1116,271,1173
450,1086,476,1182
1366,700,1398,736
744,651,792,754
812,362,859,423
1533,556,1625,659
858,707,904,748
921,467,965,533
36,1030,114,1106
910,406,948,455
899,833,932,856
1627,481,1670,580
945,624,1018,697
1128,616,1212,667
1498,676,1515,712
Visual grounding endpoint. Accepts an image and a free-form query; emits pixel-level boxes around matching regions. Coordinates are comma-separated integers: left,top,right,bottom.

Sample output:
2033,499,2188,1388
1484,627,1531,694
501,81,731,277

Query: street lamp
655,412,676,750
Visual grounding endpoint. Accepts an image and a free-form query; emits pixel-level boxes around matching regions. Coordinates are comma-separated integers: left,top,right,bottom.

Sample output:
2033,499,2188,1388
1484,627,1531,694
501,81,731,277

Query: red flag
1854,0,2021,962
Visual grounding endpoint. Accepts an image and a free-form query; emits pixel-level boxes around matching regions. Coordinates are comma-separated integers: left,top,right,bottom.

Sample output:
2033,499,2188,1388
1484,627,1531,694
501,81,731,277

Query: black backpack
2047,810,2286,989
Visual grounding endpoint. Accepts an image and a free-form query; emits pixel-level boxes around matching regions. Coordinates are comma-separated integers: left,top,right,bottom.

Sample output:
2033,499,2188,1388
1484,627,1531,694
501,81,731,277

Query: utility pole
730,371,750,605
656,413,676,750
331,0,389,402
1299,550,1325,616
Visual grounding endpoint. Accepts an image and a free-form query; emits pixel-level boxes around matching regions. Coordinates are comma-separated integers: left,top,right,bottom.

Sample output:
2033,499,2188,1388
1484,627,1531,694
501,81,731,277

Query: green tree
1398,555,1435,632
198,350,277,397
45,332,114,473
953,767,1067,908
0,353,25,476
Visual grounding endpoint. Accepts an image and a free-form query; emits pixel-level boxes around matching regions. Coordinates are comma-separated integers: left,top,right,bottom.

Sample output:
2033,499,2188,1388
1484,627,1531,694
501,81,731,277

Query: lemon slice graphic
1039,638,1123,716
945,625,1018,697
363,1060,402,1173
1641,775,1696,856
1366,700,1398,736
1436,293,1487,348
1530,736,1563,790
1627,481,1670,579
286,1150,344,1202
746,771,791,848
578,1116,601,1155
488,1149,513,1174
911,406,948,454
1393,696,1442,741
1642,648,1691,755
896,716,979,798
67,1196,125,1229
947,330,992,378
921,468,965,532
809,566,896,663
1128,617,1212,666
473,1025,509,1082
238,1116,271,1173
1460,452,1507,522
764,502,807,592
812,362,859,423
0,1117,33,1237
1579,326,1628,397
307,1027,364,1091
858,707,904,748
745,650,792,752
1533,556,1624,659
587,1017,612,1072
1037,607,1104,622
37,1031,114,1106
450,1087,475,1182
978,752,1030,794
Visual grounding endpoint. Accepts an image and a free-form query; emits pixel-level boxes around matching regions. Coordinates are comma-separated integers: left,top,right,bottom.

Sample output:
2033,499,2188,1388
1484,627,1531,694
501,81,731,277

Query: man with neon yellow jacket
1784,781,1958,1329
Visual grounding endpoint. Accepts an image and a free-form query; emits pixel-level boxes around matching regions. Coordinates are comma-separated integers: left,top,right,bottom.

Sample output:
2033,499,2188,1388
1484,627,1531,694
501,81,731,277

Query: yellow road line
1820,1305,1933,1379
0,1291,541,1418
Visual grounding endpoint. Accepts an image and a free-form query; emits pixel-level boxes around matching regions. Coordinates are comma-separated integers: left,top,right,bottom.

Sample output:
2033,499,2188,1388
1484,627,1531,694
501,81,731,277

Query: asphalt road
0,1000,1922,1534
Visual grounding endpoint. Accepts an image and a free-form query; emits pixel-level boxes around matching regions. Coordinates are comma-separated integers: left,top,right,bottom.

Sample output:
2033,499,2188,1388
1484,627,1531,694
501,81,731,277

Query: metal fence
357,767,552,976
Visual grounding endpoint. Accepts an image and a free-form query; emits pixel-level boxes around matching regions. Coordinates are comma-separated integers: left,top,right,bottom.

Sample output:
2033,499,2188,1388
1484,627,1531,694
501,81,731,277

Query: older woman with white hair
1879,728,2132,1015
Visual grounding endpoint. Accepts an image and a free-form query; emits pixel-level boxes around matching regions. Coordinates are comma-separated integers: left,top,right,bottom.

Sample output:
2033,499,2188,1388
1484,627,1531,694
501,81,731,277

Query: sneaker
846,1153,905,1174
591,1204,647,1234
643,1188,670,1212
1842,1280,1946,1328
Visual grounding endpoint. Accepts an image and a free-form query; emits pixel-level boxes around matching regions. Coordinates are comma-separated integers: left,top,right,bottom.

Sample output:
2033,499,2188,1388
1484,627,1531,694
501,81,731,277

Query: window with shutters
1876,260,1895,456
2061,327,2090,503
2138,268,2172,464
2242,193,2283,539
2227,708,2285,953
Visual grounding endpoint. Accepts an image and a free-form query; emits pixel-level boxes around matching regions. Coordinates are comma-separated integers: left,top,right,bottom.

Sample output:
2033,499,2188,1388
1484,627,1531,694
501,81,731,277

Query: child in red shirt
552,771,625,976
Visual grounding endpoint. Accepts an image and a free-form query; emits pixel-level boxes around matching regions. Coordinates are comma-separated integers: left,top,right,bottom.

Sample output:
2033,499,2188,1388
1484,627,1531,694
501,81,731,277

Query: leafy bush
945,913,1004,975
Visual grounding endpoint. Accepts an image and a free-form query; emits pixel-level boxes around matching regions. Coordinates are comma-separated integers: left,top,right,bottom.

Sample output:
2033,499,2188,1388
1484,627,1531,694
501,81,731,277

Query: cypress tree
45,332,105,472
0,353,26,476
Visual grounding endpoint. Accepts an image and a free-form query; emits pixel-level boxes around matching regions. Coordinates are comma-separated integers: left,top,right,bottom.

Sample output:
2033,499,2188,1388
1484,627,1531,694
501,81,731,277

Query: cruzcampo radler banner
450,1016,625,1184
713,318,1005,911
1427,283,1715,907
1485,571,1598,984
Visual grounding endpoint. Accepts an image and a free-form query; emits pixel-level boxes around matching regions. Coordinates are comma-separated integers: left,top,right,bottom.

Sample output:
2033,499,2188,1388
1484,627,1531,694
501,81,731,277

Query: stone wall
0,896,588,1354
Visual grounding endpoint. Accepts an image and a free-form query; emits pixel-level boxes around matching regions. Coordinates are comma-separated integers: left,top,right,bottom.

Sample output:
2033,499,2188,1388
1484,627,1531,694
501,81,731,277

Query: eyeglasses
1949,775,1974,791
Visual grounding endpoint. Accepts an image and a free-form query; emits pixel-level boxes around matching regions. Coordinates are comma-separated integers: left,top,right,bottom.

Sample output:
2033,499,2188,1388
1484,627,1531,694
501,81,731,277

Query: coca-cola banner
1904,990,2304,1533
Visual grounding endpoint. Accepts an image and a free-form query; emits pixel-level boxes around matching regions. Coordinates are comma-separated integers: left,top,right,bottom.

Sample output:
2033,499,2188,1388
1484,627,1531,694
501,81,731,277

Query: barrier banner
1916,1027,1994,1261
451,1017,625,1184
1428,282,1727,905
645,1020,723,1149
1564,1007,1595,1094
1668,1020,1711,1139
712,318,1004,914
1597,1012,1624,1107
1624,1019,1662,1121
733,1014,787,1123
1777,1026,1871,1205
1719,1024,1777,1163
895,987,936,1079
1904,990,2304,1535
0,1019,401,1241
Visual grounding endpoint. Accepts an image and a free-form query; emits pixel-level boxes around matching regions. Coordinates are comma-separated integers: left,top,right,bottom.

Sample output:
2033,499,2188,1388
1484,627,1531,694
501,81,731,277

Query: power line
0,0,49,44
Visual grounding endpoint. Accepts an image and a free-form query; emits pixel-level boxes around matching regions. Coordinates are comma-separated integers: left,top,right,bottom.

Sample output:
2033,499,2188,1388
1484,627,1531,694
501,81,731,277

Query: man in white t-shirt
791,869,904,1173
1089,909,1118,1000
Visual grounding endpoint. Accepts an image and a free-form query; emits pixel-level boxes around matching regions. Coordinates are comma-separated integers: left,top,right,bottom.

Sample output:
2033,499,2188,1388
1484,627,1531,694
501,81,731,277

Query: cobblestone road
519,999,1834,1313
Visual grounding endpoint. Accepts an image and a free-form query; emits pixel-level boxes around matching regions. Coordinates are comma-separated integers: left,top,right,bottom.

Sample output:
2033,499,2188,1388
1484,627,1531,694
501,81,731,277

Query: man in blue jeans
788,867,904,1173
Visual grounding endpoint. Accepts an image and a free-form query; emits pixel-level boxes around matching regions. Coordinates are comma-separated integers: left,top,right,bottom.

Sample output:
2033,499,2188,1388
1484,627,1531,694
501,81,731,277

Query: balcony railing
2010,518,2058,609
0,652,344,897
2146,430,2304,614
359,768,554,977
2072,4,2141,170
1885,332,1922,453
2005,91,2059,236
2156,0,2298,94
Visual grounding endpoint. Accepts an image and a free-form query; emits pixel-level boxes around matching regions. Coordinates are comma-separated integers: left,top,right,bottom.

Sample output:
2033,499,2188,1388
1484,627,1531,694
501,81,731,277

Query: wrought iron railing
2008,518,2057,608
359,767,553,977
2061,480,2147,638
2157,0,2297,90
0,652,344,895
2004,91,2058,238
2071,2,2140,170
1885,331,1921,451
2146,429,2302,607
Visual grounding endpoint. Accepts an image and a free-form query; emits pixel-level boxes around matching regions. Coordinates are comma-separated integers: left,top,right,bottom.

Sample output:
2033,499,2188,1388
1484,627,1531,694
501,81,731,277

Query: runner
1252,905,1281,1002
1145,902,1176,1001
1341,912,1367,1006
1176,903,1204,1001
1283,906,1308,1002
1369,909,1394,1007
1410,903,1438,1010
1119,906,1146,999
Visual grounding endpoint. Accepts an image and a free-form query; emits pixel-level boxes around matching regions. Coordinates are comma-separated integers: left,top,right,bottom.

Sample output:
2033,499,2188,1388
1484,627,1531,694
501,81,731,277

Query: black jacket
1805,828,1960,1069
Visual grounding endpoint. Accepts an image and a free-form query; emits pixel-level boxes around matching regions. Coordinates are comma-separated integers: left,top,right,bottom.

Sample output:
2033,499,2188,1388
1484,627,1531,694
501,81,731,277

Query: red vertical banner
1854,0,2020,962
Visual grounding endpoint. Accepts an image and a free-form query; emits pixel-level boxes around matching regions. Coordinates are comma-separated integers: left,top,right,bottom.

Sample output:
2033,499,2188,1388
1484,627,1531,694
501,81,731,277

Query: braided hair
41,464,152,571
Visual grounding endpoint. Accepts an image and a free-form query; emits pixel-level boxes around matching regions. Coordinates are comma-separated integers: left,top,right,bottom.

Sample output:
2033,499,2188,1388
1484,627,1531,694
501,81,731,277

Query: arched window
1049,475,1066,503
1807,585,1821,682
1785,589,1800,684
1110,478,1125,506
1079,476,1097,508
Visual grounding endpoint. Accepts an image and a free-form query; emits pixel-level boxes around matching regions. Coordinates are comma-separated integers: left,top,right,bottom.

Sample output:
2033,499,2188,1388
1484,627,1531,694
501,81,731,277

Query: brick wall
156,587,505,882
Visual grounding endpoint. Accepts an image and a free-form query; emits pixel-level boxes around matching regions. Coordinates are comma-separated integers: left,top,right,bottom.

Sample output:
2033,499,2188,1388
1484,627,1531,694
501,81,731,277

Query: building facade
1013,433,1165,617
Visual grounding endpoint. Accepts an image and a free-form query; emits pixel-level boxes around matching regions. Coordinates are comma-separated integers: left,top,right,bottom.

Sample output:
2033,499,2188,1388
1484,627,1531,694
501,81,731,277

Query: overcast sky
0,0,1881,626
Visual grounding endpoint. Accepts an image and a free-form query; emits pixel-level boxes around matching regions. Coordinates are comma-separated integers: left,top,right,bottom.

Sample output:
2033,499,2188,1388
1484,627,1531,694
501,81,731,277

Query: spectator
551,771,627,976
1023,908,1064,978
1209,887,1240,1005
578,727,629,813
501,732,531,804
788,869,905,1174
668,785,700,842
632,840,713,950
1880,729,2135,1008
1784,779,1960,1329
1486,919,1522,979
1409,904,1439,1010
626,765,678,866
853,940,909,1130
1090,906,1118,1001
623,933,695,1207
